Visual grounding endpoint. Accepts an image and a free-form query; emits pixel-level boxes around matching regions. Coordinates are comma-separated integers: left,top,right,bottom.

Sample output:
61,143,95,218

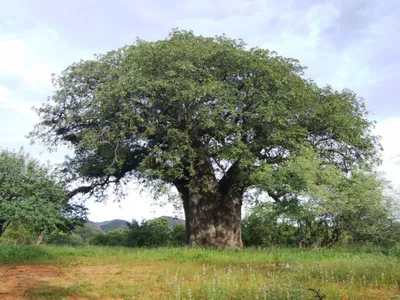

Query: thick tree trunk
181,189,243,249
171,141,246,249
174,153,244,249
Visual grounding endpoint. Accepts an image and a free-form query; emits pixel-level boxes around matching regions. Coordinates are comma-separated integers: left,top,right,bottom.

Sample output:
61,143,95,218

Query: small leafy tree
243,155,398,248
242,202,297,247
0,149,87,242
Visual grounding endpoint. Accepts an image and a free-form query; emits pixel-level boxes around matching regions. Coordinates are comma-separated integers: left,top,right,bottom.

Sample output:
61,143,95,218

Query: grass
1,245,400,299
24,283,90,300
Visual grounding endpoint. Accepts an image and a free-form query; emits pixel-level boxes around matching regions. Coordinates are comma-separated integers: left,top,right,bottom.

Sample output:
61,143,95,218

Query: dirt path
0,263,171,299
0,265,67,299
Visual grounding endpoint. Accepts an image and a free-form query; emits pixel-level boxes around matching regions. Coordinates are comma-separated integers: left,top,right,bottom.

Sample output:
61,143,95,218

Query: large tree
31,30,380,248
0,149,87,242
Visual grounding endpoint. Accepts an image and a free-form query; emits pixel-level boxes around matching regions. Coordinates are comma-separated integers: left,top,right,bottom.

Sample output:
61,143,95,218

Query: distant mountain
93,219,129,232
91,216,185,232
88,222,105,234
157,216,185,229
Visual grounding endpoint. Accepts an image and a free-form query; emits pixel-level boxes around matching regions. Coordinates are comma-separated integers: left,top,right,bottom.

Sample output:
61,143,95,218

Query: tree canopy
30,30,381,248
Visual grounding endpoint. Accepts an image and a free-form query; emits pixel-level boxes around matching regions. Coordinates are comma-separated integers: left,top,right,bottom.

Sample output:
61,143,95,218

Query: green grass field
1,245,399,299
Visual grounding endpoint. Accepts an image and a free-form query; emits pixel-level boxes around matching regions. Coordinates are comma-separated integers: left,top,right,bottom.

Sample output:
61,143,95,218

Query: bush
127,218,172,247
91,229,128,247
171,224,186,246
46,232,86,246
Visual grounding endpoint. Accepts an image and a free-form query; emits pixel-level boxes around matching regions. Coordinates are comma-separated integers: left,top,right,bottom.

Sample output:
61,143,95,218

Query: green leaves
0,149,86,236
243,169,396,247
30,30,380,203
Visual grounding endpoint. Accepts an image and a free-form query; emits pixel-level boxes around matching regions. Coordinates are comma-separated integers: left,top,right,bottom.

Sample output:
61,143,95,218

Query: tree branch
0,221,11,237
67,176,118,199
266,190,285,203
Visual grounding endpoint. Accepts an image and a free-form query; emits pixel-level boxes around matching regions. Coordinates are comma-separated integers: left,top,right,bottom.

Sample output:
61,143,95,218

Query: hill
93,219,129,233
92,217,185,232
86,222,104,234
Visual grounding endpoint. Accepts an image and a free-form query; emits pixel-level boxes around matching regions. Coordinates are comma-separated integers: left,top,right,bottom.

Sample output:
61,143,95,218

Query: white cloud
0,86,36,116
0,38,26,76
0,27,96,94
375,117,400,188
0,33,53,91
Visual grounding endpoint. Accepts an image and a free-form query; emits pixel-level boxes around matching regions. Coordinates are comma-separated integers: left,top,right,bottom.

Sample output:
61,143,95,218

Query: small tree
243,152,398,248
241,202,297,247
0,149,87,243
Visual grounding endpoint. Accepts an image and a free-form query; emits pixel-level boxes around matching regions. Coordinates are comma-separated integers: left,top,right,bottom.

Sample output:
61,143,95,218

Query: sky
1,0,399,222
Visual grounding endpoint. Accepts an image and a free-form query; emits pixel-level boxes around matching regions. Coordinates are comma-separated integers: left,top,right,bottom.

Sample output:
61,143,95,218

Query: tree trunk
172,143,246,249
0,220,11,237
174,154,244,249
36,231,43,245
181,188,243,249
326,227,342,248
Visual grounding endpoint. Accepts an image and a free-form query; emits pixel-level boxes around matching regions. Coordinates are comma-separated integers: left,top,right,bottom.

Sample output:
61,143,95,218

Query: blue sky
1,0,399,221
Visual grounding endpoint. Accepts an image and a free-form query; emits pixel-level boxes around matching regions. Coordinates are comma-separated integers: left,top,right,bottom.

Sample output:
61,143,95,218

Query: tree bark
180,187,243,249
174,154,244,249
36,231,43,246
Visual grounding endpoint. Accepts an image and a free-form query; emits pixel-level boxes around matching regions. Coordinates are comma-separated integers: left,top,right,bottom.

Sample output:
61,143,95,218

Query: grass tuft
24,283,91,300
